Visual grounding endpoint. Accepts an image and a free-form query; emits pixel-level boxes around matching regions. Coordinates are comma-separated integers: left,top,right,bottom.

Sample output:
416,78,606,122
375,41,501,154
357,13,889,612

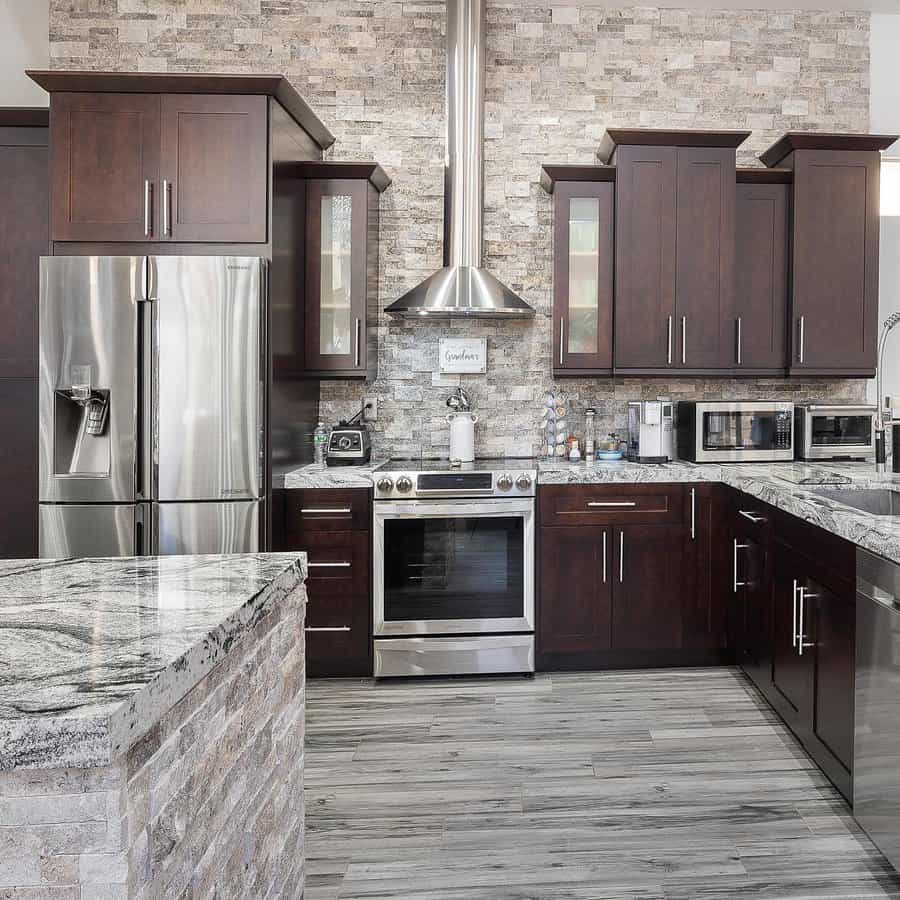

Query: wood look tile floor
304,668,900,899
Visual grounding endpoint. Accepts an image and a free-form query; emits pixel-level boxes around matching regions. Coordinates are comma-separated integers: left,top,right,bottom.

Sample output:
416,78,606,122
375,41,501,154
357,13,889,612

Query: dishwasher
854,547,900,869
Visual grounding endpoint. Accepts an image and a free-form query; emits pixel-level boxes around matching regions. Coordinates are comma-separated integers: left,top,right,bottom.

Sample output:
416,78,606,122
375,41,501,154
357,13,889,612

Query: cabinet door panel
791,150,880,373
305,179,368,373
539,526,611,654
771,544,813,729
552,182,613,373
614,146,677,369
160,94,267,243
675,148,735,369
50,93,160,242
0,141,47,379
612,524,683,650
734,182,788,370
811,579,854,772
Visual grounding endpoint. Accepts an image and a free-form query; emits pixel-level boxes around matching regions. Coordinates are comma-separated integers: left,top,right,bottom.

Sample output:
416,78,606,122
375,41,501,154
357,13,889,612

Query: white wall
0,0,49,107
871,14,900,413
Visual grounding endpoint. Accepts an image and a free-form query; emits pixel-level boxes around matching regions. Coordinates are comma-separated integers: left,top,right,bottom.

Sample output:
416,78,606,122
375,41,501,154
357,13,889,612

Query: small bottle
584,408,596,457
313,421,329,465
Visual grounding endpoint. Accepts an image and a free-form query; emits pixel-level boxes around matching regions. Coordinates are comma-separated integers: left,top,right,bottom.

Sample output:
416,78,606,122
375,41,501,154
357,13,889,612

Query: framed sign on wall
439,338,487,374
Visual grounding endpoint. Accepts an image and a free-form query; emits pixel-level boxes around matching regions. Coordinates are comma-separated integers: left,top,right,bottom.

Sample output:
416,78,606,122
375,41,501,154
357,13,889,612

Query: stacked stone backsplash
48,1,871,459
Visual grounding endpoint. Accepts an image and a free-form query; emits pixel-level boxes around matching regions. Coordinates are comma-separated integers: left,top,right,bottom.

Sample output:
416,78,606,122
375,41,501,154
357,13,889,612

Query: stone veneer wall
0,588,306,899
47,1,871,458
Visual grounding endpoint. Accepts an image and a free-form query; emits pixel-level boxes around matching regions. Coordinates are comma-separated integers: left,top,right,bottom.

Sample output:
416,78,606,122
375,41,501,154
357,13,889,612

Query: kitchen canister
448,412,477,462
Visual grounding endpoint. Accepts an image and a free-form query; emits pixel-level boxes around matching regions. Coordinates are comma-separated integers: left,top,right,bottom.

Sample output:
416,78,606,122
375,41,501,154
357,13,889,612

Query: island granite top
0,553,306,771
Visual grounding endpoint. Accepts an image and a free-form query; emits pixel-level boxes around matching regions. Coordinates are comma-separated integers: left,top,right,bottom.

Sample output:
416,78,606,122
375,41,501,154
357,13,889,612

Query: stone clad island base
0,554,308,899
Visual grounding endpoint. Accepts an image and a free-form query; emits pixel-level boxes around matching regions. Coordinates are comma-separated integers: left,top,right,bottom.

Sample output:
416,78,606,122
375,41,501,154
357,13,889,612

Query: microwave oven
794,404,876,461
676,401,794,463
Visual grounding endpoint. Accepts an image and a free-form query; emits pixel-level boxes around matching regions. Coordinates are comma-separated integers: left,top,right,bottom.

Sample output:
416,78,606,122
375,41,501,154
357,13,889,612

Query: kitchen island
0,553,307,898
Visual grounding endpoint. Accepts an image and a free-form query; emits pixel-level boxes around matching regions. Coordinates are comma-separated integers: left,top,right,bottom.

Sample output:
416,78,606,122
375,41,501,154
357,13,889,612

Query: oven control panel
374,467,536,499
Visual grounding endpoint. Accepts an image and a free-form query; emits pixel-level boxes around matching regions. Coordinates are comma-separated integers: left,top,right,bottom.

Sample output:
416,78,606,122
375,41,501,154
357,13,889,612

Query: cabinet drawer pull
798,316,806,364
305,626,351,633
681,315,687,365
792,579,799,647
144,180,152,236
738,510,766,524
355,318,361,367
798,588,817,656
559,317,565,366
690,488,695,541
733,540,748,592
667,316,673,365
587,501,637,508
300,507,353,515
162,179,171,236
308,561,351,568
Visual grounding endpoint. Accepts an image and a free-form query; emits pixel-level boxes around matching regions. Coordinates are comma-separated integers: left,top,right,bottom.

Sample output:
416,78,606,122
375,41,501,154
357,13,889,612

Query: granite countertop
273,460,387,489
0,553,306,771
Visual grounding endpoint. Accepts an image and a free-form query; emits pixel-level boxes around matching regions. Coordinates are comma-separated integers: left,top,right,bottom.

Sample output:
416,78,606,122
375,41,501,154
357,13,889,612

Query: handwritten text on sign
438,338,487,374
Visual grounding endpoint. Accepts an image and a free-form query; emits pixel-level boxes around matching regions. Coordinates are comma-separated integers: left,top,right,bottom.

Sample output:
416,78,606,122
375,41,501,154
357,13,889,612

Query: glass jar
584,407,596,456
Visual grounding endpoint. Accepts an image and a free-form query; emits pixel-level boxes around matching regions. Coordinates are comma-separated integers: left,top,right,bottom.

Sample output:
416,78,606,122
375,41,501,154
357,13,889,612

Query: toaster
326,425,372,466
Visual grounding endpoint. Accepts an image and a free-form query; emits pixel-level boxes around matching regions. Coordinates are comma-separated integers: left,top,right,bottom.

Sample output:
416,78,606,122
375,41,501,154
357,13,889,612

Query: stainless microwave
795,404,876,461
676,401,794,463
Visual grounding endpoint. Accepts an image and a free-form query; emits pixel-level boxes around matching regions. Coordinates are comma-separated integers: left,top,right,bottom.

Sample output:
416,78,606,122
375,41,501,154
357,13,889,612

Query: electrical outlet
362,397,378,422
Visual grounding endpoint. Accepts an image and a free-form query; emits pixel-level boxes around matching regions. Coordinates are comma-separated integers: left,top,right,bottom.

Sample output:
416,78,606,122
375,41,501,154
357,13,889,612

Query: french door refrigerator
38,256,266,557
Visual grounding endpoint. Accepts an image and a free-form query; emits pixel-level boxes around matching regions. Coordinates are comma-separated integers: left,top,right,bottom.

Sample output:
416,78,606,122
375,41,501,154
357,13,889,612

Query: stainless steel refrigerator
38,256,266,557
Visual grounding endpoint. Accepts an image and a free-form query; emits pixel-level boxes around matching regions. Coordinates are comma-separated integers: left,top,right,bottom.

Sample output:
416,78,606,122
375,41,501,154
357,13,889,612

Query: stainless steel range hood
385,0,535,319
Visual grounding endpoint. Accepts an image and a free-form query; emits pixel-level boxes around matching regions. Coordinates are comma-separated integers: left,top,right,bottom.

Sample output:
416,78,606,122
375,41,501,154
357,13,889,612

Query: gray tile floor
304,668,900,899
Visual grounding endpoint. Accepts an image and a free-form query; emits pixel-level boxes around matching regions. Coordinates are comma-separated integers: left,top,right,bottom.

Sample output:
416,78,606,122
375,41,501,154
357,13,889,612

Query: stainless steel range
373,459,536,678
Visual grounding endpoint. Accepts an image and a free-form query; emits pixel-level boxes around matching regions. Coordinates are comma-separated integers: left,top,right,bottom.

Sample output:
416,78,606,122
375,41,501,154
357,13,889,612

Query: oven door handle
375,499,535,518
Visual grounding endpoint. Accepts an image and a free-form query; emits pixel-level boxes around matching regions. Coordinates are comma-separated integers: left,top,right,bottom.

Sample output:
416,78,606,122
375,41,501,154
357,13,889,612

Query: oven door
374,498,534,636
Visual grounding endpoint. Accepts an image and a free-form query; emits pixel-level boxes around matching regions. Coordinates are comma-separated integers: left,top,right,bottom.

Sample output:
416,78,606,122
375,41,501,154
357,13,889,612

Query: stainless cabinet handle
667,316,673,365
736,316,742,366
738,510,766,524
602,531,607,584
619,531,624,584
308,561,351,568
733,540,748,592
798,588,817,655
681,315,687,365
798,316,805,364
355,318,361,367
587,501,637,508
792,579,799,647
690,488,696,541
559,318,565,366
162,179,171,236
300,507,352,515
305,626,351,633
144,179,152,236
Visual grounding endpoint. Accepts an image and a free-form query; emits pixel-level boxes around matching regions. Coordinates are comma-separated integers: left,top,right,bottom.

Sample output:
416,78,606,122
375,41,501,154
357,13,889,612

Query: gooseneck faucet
875,311,900,473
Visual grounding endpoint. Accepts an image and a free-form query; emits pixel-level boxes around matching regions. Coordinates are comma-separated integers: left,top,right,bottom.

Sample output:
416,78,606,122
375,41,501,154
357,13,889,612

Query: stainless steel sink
811,488,900,517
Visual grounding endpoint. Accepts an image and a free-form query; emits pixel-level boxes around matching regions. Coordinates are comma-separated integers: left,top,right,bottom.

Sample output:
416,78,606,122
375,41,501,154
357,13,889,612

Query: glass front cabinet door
551,180,614,375
304,175,380,378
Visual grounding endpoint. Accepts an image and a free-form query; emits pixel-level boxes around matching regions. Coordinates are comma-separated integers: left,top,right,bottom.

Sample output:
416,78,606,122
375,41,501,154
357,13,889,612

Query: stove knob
395,475,413,493
497,473,513,491
515,473,533,491
376,476,394,493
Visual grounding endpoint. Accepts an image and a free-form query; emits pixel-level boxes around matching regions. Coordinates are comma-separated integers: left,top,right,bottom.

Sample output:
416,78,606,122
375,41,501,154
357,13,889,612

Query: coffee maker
625,400,674,463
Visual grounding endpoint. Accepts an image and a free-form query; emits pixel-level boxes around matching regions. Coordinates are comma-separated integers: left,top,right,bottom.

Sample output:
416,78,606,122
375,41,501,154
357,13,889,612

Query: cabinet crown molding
540,164,616,194
597,128,751,164
760,132,899,168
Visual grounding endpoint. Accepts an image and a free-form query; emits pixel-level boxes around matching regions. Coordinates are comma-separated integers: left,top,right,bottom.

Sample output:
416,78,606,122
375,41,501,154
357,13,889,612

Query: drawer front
539,484,684,526
303,532,370,597
284,487,371,533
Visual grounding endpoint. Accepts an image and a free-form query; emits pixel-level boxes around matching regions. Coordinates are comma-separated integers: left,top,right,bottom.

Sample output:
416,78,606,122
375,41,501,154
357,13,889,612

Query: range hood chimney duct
385,0,535,318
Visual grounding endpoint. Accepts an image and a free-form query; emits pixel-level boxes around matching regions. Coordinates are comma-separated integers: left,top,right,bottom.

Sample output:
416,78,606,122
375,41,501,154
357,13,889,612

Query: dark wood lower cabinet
538,526,612,655
274,487,372,676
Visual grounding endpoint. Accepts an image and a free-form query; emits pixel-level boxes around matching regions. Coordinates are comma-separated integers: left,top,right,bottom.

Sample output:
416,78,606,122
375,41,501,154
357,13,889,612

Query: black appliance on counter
326,408,372,466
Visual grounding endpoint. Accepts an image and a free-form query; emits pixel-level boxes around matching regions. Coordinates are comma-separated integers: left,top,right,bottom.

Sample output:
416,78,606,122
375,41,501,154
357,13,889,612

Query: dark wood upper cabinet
760,133,897,377
602,129,748,374
733,170,790,372
300,164,388,380
541,167,614,376
675,147,736,369
539,525,612,655
0,110,48,380
50,92,161,242
612,144,677,370
160,94,267,243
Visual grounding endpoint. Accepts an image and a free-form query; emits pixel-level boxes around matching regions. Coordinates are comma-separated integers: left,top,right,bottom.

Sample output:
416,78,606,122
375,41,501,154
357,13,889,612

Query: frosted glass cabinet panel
305,178,369,375
552,181,614,374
